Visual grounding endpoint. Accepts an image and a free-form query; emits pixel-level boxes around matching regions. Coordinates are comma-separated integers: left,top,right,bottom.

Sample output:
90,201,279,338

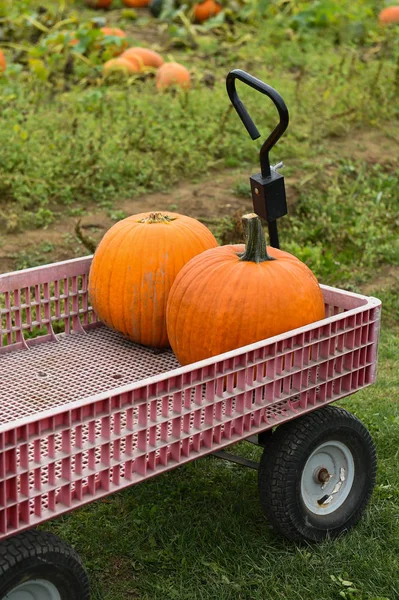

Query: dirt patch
0,164,302,272
0,168,252,273
104,8,166,49
360,265,399,296
0,124,396,274
326,124,399,168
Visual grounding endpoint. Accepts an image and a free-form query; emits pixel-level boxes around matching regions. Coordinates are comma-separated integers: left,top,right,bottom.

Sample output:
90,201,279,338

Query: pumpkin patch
166,213,325,365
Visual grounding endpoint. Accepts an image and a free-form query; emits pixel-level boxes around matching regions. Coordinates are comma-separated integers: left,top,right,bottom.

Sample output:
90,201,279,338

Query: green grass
281,162,399,286
0,0,398,233
1,0,399,598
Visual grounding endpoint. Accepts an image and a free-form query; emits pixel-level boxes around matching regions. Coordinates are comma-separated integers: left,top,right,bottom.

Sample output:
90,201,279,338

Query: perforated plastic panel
0,327,179,427
0,256,381,539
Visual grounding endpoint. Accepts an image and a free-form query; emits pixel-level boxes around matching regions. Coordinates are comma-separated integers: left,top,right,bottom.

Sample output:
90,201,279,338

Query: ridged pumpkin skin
378,6,399,23
89,212,218,348
167,216,325,365
0,50,6,73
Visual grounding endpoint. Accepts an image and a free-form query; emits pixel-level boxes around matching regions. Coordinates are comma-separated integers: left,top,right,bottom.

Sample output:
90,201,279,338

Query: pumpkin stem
138,212,177,224
238,213,274,263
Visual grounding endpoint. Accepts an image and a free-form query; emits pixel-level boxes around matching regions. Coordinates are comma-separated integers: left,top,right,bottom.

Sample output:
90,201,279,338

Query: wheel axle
314,466,331,484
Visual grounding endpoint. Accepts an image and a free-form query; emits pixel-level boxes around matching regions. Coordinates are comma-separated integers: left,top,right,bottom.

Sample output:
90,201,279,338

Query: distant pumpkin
156,62,190,90
0,50,6,74
100,27,127,38
99,27,128,55
103,57,141,75
122,47,164,68
378,6,399,24
122,0,150,7
88,211,218,348
193,0,222,23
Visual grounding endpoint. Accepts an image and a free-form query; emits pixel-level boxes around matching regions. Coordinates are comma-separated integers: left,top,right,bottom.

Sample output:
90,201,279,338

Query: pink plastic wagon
0,72,381,599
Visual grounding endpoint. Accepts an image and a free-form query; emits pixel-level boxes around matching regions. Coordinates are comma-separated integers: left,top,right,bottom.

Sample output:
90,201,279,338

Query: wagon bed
0,255,381,542
0,326,179,427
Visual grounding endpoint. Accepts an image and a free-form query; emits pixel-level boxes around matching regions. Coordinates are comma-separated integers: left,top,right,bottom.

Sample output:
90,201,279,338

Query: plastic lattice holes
0,257,381,539
0,258,98,353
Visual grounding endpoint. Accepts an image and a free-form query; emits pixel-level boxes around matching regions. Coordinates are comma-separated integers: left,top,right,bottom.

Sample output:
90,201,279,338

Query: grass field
0,0,398,598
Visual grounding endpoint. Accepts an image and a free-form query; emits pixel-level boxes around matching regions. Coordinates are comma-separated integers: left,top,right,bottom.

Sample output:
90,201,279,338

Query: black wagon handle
226,69,289,178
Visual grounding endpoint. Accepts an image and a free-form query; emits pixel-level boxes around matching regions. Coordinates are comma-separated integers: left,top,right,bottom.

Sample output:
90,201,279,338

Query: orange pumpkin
88,212,218,348
122,0,149,7
99,27,128,56
166,213,325,365
156,62,190,90
378,6,399,24
122,47,164,68
85,0,112,8
103,57,142,75
100,27,127,38
193,0,222,22
0,50,6,74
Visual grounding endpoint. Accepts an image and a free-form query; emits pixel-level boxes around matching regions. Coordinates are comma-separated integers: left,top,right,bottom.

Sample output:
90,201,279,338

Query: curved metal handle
226,69,289,178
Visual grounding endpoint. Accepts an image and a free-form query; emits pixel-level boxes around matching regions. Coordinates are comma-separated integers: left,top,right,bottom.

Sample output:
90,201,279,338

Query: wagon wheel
258,405,377,542
0,530,90,600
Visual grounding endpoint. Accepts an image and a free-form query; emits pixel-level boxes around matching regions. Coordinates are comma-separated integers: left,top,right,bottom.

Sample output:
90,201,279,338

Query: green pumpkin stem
139,212,177,224
238,213,274,263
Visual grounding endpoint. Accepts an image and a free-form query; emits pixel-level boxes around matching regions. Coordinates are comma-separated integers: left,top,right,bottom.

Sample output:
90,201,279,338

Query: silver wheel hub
5,579,61,600
300,441,355,515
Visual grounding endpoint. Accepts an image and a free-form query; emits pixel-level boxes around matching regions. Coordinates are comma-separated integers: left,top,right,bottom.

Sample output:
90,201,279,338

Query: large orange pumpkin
0,50,6,74
167,213,325,365
89,212,218,348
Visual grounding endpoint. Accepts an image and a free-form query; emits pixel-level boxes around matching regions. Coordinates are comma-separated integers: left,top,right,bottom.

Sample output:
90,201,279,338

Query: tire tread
258,405,377,542
0,530,90,599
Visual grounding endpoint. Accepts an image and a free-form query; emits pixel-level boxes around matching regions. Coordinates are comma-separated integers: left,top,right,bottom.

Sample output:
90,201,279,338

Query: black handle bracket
226,69,290,248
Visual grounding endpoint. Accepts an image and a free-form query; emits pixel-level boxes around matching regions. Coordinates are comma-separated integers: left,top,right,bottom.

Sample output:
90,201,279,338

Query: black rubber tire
258,405,377,542
0,530,90,599
257,428,273,447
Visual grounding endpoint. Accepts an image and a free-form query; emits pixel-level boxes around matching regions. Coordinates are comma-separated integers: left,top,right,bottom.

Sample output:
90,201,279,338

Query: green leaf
28,58,49,81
